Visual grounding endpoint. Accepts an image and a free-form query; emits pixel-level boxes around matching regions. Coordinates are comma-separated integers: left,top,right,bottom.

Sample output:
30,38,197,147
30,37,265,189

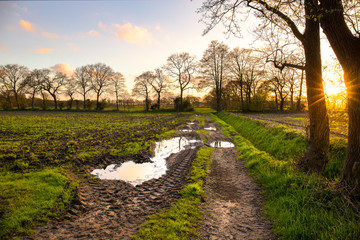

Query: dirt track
28,117,274,239
196,120,274,240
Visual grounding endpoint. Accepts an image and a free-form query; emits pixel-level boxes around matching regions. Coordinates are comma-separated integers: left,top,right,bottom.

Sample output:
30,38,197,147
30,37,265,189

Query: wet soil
196,119,275,240
28,133,200,239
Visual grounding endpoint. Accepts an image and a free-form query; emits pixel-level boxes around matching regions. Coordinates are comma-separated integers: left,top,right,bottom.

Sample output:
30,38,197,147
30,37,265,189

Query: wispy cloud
51,63,73,76
31,48,53,54
67,42,79,52
98,21,106,30
42,32,59,39
19,20,35,32
114,23,152,46
88,30,101,36
0,46,8,51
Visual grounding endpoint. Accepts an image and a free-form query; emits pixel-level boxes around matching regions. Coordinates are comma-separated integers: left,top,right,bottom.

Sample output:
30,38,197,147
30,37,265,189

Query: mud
196,118,275,240
28,129,201,239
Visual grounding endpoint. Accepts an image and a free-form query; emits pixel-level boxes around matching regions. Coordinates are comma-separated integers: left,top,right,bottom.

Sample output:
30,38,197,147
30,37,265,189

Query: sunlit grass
0,169,77,238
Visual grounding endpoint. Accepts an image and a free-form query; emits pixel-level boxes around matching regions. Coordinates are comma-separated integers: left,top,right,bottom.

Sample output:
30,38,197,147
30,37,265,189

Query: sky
0,0,340,98
0,0,257,95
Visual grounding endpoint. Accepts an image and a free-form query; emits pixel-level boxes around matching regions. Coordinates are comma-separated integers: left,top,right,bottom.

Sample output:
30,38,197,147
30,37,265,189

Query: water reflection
210,141,235,148
91,137,202,186
204,127,216,131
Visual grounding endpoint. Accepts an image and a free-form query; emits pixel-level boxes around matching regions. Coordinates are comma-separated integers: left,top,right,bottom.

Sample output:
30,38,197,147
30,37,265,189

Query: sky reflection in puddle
91,137,202,186
210,141,235,148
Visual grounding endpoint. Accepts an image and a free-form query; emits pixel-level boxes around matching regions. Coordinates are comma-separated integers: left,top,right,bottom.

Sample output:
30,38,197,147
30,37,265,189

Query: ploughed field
0,111,192,239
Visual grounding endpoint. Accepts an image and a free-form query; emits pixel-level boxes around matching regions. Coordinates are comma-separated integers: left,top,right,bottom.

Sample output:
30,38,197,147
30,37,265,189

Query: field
0,111,192,238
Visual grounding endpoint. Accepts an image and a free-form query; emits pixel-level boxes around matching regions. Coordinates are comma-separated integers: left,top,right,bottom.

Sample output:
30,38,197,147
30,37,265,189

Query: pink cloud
42,32,59,39
0,46,8,51
34,48,53,54
19,19,35,32
98,21,106,30
88,30,101,36
51,63,73,76
115,23,152,46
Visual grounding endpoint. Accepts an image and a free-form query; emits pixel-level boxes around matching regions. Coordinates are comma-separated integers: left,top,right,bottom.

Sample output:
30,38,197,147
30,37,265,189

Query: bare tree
165,52,197,105
41,72,66,110
319,0,360,197
0,64,29,109
200,40,230,112
64,77,77,110
198,0,330,173
132,71,154,111
74,66,91,110
149,68,167,110
87,63,114,110
112,72,126,111
24,69,49,110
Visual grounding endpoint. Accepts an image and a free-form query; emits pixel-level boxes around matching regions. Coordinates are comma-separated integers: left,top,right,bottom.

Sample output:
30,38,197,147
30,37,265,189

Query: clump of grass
0,168,78,239
133,147,212,240
211,114,360,239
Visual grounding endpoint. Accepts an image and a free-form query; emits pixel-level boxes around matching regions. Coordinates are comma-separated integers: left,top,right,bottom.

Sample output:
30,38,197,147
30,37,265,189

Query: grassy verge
217,112,347,181
0,168,78,239
133,147,213,240
211,113,360,239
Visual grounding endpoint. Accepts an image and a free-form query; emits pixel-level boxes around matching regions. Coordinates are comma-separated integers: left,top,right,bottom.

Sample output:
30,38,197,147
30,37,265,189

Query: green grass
133,147,213,240
211,113,360,240
0,168,77,239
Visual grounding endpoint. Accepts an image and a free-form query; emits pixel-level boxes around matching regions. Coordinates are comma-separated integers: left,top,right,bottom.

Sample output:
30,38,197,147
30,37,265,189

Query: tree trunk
157,94,161,110
31,90,36,110
52,94,58,110
319,0,360,198
240,74,244,110
83,94,86,110
96,93,100,111
274,90,278,110
116,92,119,111
298,0,329,173
180,88,183,106
145,91,149,111
14,91,20,110
297,70,304,111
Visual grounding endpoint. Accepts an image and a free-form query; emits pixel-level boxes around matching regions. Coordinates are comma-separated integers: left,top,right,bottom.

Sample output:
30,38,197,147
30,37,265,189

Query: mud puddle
209,141,235,148
91,137,202,186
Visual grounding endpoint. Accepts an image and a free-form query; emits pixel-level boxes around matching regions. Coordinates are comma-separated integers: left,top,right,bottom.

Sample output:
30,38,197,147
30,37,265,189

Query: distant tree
149,68,167,110
87,63,114,110
200,40,230,112
111,72,126,111
132,71,154,111
41,72,66,110
74,66,92,110
64,77,77,110
165,52,197,105
24,69,49,110
0,64,29,109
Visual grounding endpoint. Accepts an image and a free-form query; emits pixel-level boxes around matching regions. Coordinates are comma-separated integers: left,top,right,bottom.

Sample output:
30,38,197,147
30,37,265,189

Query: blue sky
0,0,256,91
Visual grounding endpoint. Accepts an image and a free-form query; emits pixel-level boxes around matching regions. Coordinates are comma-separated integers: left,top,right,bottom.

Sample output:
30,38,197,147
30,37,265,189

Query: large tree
0,64,29,109
198,0,330,172
87,63,114,110
319,0,360,198
132,71,154,111
41,71,66,110
165,52,197,105
200,40,230,112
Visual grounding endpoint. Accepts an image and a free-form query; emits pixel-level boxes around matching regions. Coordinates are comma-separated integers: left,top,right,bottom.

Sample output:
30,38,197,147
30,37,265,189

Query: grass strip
0,168,78,239
211,113,360,240
133,147,213,240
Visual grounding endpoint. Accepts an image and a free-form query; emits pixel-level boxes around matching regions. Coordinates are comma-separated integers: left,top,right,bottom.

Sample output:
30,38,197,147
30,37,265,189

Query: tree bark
52,94,58,110
157,93,161,110
297,70,304,111
83,94,86,110
320,0,360,198
298,0,330,172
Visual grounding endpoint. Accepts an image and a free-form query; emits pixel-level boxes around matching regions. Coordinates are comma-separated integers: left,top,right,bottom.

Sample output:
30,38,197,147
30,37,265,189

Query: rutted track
28,131,200,239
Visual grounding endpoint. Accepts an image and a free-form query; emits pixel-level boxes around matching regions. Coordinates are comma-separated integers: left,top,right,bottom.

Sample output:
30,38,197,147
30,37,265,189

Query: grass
211,113,360,239
133,147,213,240
0,168,78,239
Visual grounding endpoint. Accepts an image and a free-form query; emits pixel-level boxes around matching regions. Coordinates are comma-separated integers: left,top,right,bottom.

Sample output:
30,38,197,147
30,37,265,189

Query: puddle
91,137,202,186
179,129,193,132
188,122,195,125
204,127,216,131
210,141,235,148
